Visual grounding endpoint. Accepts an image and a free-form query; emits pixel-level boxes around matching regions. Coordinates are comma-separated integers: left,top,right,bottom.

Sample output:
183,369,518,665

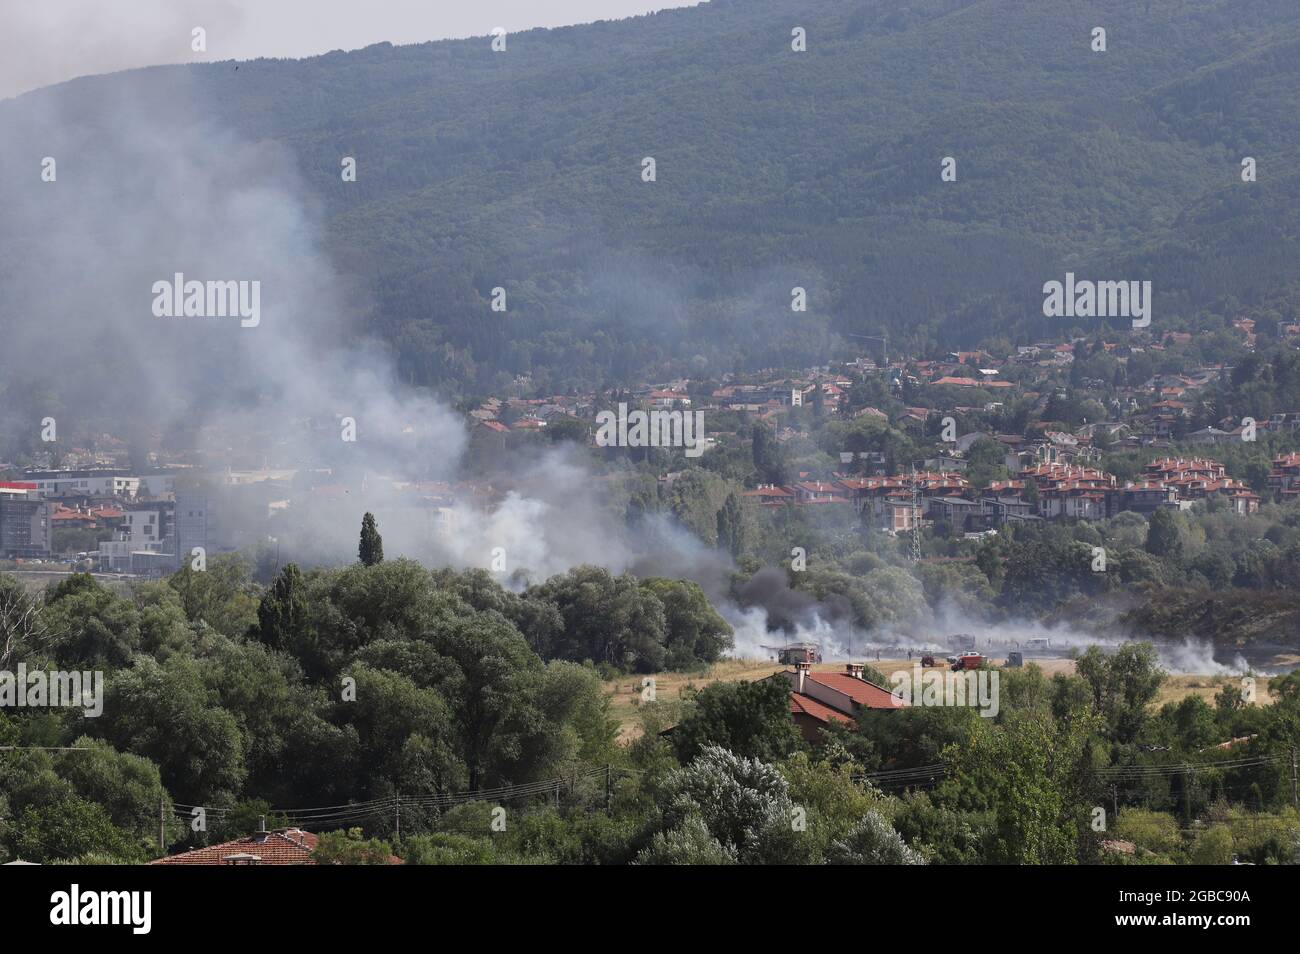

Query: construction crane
846,332,888,368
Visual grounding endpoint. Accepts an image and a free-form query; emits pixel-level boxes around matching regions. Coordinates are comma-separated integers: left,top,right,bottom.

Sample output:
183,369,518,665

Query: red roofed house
741,484,795,507
151,827,404,866
772,663,904,742
792,481,851,504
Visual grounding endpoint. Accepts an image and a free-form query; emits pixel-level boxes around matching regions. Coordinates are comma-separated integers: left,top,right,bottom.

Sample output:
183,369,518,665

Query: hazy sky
0,0,701,99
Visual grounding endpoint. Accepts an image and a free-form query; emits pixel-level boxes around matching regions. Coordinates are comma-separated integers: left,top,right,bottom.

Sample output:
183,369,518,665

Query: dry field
605,656,1278,743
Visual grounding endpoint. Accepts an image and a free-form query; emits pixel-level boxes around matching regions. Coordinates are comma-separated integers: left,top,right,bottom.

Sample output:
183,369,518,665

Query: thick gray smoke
0,71,722,586
0,65,1272,678
0,73,461,467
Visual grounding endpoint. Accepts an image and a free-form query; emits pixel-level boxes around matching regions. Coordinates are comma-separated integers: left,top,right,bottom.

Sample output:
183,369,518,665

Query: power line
164,766,619,823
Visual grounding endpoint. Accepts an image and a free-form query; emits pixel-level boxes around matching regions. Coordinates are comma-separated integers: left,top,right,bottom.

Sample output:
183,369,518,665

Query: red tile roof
742,485,793,498
789,692,854,724
807,671,902,710
151,828,404,866
152,829,320,865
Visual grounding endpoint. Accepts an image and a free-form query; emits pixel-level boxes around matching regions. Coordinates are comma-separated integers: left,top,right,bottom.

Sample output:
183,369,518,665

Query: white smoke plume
0,74,728,589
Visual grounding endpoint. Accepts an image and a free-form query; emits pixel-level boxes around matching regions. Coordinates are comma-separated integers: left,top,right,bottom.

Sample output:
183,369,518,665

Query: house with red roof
792,481,851,504
151,827,403,866
772,663,904,742
741,484,795,507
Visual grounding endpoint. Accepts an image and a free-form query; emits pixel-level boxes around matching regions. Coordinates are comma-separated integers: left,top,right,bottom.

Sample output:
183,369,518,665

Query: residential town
7,324,1300,569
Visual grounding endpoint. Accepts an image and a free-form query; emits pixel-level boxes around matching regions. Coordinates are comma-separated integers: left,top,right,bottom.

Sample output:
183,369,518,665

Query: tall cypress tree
1146,508,1181,559
359,512,384,566
256,563,306,651
716,493,747,558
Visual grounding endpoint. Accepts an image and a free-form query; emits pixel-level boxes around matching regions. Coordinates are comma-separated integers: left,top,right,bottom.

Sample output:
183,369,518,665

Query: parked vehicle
951,652,983,671
765,642,823,665
1005,651,1024,668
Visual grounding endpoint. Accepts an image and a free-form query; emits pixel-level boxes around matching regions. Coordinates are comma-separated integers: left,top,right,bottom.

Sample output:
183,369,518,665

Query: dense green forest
5,553,1300,866
4,0,1300,402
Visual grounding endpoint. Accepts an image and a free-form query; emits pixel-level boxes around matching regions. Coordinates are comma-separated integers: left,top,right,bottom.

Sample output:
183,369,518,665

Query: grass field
605,657,1279,743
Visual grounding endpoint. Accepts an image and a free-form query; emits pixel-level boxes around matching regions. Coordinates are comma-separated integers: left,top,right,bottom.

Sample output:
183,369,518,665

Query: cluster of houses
740,455,1268,534
0,463,503,569
0,473,204,570
458,332,1300,462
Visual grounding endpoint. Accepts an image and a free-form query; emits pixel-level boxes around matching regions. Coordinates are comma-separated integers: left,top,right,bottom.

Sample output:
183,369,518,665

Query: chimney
846,663,865,680
794,661,810,694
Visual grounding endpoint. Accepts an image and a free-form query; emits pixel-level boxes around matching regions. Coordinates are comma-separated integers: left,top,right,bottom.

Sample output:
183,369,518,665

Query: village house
1269,452,1300,499
741,484,796,507
151,827,403,866
772,663,904,742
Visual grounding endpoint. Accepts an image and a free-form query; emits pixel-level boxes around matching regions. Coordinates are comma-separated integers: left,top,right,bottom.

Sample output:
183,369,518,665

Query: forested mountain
5,0,1300,395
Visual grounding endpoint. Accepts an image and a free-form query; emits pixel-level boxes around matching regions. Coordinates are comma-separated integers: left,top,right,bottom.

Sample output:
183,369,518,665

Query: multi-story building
21,470,176,499
0,483,52,559
1116,481,1176,514
98,502,173,572
1269,452,1300,500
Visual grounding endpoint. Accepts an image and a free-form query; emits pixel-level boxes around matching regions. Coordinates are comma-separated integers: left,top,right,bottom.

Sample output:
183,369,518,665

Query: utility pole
909,467,922,563
1291,746,1297,810
395,793,401,843
605,764,613,814
158,796,166,856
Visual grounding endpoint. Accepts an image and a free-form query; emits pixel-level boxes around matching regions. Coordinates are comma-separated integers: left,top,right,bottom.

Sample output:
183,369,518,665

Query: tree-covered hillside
4,0,1300,396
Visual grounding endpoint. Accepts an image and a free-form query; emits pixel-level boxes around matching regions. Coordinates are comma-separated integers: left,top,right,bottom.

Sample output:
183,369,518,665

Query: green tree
1113,809,1182,857
641,578,733,669
965,437,1008,490
826,812,925,865
92,656,246,804
752,423,788,486
716,492,748,559
672,677,801,764
402,832,496,865
1190,825,1234,865
525,566,668,671
359,512,384,566
639,746,810,865
255,563,308,652
166,554,259,638
1073,643,1165,745
941,709,1100,865
1145,508,1182,560
314,828,395,865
